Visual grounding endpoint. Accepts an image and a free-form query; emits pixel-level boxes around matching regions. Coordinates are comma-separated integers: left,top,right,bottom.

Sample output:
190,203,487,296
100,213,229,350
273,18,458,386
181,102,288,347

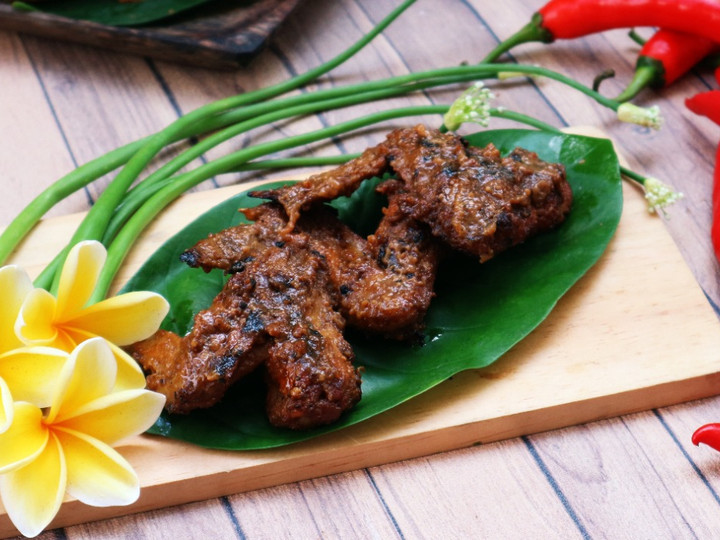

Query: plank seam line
652,409,720,507
23,40,94,207
296,481,326,537
353,0,438,107
220,495,247,540
703,290,720,318
144,58,219,188
267,43,348,155
456,0,503,48
690,66,715,91
521,436,591,540
619,416,699,537
363,469,406,540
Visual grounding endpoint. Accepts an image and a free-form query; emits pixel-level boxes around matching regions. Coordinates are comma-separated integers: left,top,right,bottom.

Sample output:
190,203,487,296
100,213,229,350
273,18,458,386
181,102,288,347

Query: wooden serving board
0,0,302,68
2,172,720,535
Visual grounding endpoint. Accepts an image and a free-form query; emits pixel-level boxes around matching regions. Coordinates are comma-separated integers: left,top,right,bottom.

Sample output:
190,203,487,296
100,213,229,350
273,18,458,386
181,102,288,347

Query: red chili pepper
617,30,718,102
484,0,720,63
686,90,720,127
713,142,720,258
693,423,720,452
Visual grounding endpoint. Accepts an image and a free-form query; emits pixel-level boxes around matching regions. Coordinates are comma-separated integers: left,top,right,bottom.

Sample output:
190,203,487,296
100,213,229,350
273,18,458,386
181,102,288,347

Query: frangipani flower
15,241,169,390
0,338,165,538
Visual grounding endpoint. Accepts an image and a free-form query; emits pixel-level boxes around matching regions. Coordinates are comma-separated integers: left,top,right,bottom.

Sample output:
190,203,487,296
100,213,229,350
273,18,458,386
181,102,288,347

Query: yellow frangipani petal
0,402,48,474
49,339,116,423
65,291,169,346
0,378,12,434
0,265,33,354
56,388,165,445
16,288,57,346
0,432,66,538
44,344,79,425
54,427,139,507
104,340,147,391
56,327,146,391
0,347,69,408
56,241,105,320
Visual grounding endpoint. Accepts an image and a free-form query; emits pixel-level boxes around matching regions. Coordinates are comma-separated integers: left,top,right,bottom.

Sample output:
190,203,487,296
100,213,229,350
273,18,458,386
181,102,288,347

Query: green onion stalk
70,0,416,239
104,62,636,239
101,73,484,244
103,65,652,247
94,90,674,301
28,62,634,291
1,1,668,297
104,61,652,219
5,57,647,273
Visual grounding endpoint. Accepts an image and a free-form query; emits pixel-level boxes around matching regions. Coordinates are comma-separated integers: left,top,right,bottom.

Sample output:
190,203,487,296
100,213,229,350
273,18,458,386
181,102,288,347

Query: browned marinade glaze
129,125,572,430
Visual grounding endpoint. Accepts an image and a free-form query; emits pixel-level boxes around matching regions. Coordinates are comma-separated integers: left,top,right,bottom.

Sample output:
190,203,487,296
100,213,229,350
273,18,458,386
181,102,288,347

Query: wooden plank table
2,0,720,538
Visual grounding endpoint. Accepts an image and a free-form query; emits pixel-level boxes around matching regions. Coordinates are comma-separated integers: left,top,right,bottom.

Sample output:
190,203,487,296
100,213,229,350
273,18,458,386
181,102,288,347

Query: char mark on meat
130,241,361,427
129,267,270,414
185,196,442,340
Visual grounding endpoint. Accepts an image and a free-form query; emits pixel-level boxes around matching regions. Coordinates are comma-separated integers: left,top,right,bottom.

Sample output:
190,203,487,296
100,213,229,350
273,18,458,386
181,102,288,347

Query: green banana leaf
121,129,623,450
11,0,218,27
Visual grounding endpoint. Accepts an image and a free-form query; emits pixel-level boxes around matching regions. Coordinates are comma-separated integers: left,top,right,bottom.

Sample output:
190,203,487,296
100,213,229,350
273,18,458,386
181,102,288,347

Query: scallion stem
0,139,146,265
7,58,622,282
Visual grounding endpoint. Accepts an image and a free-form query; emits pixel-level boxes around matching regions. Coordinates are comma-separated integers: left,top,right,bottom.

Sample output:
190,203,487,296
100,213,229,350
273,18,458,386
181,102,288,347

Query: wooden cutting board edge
1,165,720,536
11,368,720,535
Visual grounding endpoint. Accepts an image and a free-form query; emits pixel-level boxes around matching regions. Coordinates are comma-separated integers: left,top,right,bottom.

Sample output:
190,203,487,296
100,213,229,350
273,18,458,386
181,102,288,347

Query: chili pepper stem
628,29,647,46
482,14,553,63
615,64,661,102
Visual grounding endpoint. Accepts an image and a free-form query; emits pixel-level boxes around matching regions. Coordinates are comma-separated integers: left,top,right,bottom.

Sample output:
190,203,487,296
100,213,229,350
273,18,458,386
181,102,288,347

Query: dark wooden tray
0,0,303,68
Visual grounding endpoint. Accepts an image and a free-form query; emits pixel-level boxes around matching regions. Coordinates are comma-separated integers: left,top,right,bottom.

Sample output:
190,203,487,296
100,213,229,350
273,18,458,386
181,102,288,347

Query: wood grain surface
2,0,720,538
0,0,302,68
